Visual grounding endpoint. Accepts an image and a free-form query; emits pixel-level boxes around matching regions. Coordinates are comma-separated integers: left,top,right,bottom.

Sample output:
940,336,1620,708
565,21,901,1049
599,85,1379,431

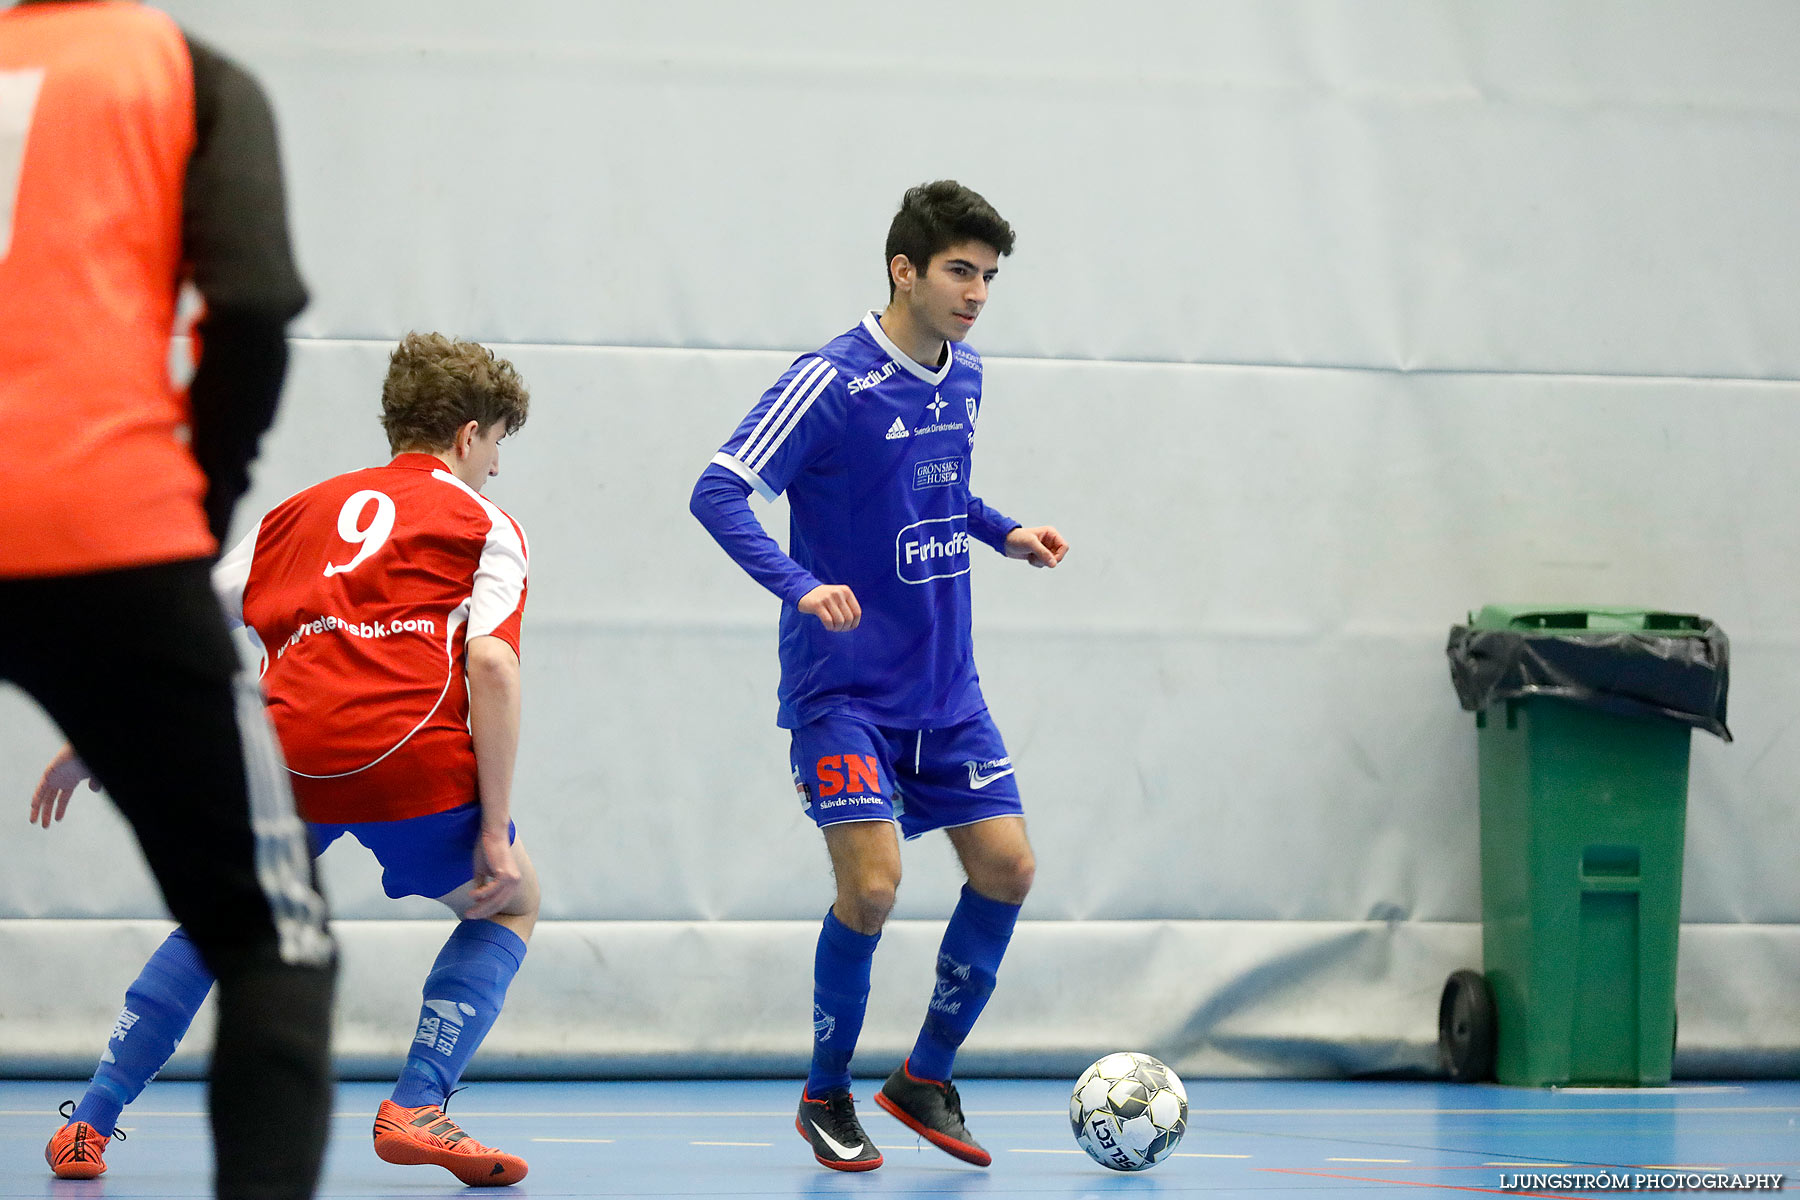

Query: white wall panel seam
280,338,1800,387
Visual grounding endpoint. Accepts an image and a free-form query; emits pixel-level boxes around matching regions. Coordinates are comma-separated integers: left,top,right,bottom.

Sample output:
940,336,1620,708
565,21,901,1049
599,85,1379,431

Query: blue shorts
308,802,518,901
789,710,1023,840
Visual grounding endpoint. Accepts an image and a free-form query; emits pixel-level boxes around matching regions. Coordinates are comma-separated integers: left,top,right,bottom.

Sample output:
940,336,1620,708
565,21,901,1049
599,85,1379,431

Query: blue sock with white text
390,920,527,1109
806,909,880,1097
906,884,1020,1083
73,928,215,1137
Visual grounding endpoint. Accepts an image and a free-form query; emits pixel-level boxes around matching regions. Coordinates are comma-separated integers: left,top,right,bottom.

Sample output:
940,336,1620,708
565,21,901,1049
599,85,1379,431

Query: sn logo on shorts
815,754,880,797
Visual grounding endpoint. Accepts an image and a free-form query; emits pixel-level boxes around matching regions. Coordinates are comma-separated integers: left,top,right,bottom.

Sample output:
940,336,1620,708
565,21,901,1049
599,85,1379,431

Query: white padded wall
2,1,1796,1076
187,0,1800,379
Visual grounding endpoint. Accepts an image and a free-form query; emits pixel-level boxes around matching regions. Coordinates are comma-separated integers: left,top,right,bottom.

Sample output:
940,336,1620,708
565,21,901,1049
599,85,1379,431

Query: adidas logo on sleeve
884,418,910,440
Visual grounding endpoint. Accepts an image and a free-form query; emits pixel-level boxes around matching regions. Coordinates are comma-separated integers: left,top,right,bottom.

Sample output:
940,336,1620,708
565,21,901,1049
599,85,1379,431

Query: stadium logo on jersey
847,361,901,394
884,417,910,440
896,516,972,584
913,457,962,490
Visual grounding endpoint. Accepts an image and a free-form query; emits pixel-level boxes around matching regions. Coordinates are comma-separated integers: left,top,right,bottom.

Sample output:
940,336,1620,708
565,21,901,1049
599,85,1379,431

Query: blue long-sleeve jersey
692,312,1019,730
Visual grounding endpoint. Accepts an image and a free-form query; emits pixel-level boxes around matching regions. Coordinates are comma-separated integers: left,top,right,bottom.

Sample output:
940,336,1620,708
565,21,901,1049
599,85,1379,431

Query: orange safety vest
0,1,214,578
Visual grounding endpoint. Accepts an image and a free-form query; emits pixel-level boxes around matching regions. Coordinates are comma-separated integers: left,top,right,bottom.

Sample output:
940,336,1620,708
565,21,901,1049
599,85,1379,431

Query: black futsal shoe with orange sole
875,1060,991,1167
796,1087,883,1171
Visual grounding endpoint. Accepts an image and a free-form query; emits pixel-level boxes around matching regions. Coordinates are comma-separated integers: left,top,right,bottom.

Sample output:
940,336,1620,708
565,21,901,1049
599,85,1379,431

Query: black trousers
0,558,337,1200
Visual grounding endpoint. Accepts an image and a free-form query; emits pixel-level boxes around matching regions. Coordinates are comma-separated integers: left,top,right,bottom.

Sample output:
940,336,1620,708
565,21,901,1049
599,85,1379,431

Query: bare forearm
467,638,521,835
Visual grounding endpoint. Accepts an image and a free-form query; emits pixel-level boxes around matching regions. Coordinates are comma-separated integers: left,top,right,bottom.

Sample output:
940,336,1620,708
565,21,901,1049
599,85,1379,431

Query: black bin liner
1446,612,1731,741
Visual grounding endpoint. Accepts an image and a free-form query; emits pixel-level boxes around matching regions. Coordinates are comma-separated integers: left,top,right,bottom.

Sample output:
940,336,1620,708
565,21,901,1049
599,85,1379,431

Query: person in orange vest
0,3,336,1198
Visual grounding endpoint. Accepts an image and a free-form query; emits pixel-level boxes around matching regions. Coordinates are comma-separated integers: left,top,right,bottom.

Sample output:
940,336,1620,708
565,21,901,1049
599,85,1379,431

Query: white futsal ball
1069,1051,1188,1171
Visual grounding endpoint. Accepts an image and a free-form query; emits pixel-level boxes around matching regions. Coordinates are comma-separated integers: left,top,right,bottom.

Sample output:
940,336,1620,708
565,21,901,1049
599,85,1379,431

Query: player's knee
839,878,898,933
1013,849,1038,899
976,850,1035,906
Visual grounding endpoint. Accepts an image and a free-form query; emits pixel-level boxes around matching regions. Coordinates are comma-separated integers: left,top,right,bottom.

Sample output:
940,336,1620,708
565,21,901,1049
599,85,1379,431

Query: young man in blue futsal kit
691,180,1069,1171
33,334,541,1187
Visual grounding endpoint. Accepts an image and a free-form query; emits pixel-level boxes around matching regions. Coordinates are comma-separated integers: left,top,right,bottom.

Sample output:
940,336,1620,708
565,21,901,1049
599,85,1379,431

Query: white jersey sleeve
211,517,263,630
466,498,529,650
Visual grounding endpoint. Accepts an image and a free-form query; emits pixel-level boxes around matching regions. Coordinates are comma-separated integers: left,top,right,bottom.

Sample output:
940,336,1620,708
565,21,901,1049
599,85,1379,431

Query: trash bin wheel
1439,969,1497,1082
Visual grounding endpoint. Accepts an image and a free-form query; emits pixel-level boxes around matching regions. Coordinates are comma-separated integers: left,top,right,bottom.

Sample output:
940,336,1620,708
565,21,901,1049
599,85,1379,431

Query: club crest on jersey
965,396,978,427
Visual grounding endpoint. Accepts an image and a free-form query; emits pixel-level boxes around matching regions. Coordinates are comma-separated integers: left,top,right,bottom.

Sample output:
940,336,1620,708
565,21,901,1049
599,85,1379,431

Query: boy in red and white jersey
36,333,541,1188
219,352,530,833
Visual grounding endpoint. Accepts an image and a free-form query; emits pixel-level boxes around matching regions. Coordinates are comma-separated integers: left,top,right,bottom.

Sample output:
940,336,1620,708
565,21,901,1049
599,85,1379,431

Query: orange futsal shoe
46,1113,115,1180
373,1099,528,1187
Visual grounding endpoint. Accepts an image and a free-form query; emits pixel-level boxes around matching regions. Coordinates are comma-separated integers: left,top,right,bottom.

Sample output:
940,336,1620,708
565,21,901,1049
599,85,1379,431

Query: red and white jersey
214,453,527,823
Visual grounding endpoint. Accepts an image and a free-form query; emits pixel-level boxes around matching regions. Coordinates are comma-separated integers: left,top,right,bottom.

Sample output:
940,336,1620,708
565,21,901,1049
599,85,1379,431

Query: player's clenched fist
1005,525,1069,568
800,583,862,632
464,827,523,920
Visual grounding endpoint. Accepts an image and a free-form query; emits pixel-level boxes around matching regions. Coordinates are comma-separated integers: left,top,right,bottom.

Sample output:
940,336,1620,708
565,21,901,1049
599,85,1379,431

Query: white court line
1330,1157,1411,1163
1011,1148,1084,1154
1485,1162,1572,1168
531,1137,615,1144
1557,1086,1745,1095
1176,1152,1253,1159
691,1141,771,1147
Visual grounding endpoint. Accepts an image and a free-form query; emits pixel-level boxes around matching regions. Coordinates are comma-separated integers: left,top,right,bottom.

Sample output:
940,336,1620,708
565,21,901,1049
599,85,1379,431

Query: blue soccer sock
73,928,215,1137
906,884,1021,1083
806,908,880,1097
390,920,527,1109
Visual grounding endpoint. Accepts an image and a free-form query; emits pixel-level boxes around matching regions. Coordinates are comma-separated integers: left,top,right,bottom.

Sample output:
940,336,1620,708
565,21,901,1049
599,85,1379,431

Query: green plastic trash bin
1441,606,1731,1087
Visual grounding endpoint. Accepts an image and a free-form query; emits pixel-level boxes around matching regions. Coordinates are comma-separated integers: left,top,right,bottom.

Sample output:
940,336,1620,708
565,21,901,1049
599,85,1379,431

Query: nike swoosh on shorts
965,761,1015,790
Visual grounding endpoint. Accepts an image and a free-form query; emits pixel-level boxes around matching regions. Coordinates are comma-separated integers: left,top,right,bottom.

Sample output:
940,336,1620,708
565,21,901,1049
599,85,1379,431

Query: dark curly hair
379,332,529,454
884,180,1015,296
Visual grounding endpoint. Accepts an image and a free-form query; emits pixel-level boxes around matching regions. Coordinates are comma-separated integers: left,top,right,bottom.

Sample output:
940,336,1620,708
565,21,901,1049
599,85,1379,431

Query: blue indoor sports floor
2,1079,1795,1198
